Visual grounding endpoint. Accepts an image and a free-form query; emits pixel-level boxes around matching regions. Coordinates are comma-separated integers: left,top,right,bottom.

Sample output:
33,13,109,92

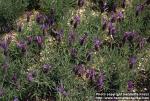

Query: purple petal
42,64,52,73
108,22,113,31
109,26,116,36
136,4,144,16
27,72,34,82
94,38,102,51
127,80,134,91
122,31,137,44
17,41,27,53
86,68,96,80
36,14,43,24
78,0,84,7
79,32,88,45
41,24,48,31
73,16,80,28
117,11,124,21
14,97,19,101
57,83,68,96
73,64,85,76
55,29,64,42
34,36,44,48
97,72,105,89
48,17,55,26
129,56,137,65
110,12,116,22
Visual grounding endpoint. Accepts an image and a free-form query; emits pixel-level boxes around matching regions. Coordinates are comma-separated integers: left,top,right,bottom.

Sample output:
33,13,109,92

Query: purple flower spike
73,64,85,77
103,2,108,12
56,83,68,96
97,72,105,90
108,22,115,35
35,36,43,44
127,80,134,91
17,41,27,53
48,17,55,26
41,24,48,35
14,96,19,101
102,17,107,30
73,16,80,28
42,64,52,73
68,31,75,46
27,72,34,82
12,73,17,83
122,32,136,44
36,14,43,24
94,38,102,51
121,0,126,8
117,11,124,21
52,29,64,43
79,32,88,46
74,16,80,23
110,12,116,22
78,0,84,7
129,56,137,64
109,26,116,36
129,56,137,68
136,4,144,16
0,40,8,56
70,48,77,59
54,29,64,42
86,68,96,81
41,24,47,30
34,36,44,48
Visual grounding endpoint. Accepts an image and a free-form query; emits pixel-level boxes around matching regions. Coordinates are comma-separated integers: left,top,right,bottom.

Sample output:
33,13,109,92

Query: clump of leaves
0,0,28,33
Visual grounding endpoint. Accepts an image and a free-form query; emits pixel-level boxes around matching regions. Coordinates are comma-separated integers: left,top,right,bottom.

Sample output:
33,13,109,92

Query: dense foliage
0,0,28,33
